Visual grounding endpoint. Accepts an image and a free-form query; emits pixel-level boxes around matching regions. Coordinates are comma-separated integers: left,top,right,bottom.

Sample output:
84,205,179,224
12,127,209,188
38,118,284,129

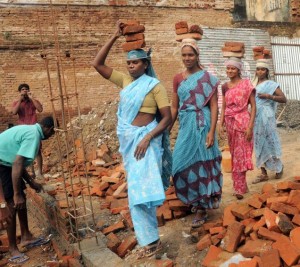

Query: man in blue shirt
0,116,56,262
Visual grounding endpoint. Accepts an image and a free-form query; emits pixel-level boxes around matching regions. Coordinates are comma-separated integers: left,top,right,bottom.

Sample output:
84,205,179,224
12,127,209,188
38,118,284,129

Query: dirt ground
0,128,299,267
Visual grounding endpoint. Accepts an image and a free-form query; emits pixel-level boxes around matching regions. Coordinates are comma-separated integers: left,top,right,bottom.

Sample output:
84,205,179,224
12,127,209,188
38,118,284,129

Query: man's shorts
0,164,26,201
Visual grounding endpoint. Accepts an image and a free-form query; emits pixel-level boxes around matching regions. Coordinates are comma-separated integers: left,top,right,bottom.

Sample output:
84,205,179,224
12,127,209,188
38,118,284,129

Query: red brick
260,249,280,267
106,232,121,253
202,219,222,231
120,210,134,229
264,208,280,232
0,235,9,246
293,214,300,226
237,258,258,267
272,239,300,266
68,258,82,267
196,234,212,251
173,210,187,218
156,212,165,227
165,187,175,195
252,217,266,231
249,208,266,218
102,220,125,235
276,181,292,190
290,227,300,250
231,203,253,220
261,183,276,194
122,24,145,35
238,239,273,258
209,226,225,235
257,227,288,242
125,33,145,42
250,231,258,241
110,198,128,214
247,196,263,209
175,21,188,29
221,221,244,253
0,246,9,253
270,202,299,216
168,199,189,211
202,245,223,267
166,193,177,201
266,196,288,207
175,27,188,34
117,235,137,258
223,203,238,227
0,258,8,267
287,190,300,210
46,261,60,267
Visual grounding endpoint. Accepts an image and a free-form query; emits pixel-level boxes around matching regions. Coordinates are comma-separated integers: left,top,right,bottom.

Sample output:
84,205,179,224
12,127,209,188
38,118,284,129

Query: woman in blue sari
92,22,172,258
170,39,223,228
252,59,287,184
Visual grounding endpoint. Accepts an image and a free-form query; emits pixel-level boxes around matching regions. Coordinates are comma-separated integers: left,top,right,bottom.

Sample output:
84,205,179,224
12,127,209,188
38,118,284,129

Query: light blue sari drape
254,80,283,172
117,74,168,246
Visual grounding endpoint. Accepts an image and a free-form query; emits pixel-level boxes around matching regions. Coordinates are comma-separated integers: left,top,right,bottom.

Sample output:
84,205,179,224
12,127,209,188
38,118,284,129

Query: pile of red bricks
252,46,271,60
221,42,245,58
196,177,300,267
120,20,146,52
175,21,203,42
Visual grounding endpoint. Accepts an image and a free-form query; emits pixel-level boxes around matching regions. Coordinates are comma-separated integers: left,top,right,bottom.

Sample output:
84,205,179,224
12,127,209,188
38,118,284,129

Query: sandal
20,234,52,249
252,174,269,184
232,193,244,200
136,240,162,259
212,197,220,209
191,211,208,228
275,166,284,179
8,253,29,264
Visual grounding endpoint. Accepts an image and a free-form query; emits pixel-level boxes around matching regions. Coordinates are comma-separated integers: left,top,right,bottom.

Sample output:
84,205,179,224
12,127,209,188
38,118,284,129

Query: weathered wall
0,3,233,131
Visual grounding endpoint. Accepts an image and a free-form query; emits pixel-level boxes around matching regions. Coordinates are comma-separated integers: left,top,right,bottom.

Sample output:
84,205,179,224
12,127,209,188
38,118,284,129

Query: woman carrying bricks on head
219,57,256,200
251,59,286,184
92,21,172,258
169,38,223,228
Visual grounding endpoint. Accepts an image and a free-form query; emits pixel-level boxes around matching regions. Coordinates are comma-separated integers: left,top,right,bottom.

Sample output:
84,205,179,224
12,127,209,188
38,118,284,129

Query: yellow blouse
109,70,170,114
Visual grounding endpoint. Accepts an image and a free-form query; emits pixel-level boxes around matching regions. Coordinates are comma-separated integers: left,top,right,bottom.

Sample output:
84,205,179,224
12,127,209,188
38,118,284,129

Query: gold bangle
148,132,154,139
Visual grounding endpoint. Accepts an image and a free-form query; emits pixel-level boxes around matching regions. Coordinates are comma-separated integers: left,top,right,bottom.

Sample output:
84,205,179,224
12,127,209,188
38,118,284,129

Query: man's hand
19,94,25,101
13,194,26,210
0,205,12,230
27,92,34,99
30,181,44,193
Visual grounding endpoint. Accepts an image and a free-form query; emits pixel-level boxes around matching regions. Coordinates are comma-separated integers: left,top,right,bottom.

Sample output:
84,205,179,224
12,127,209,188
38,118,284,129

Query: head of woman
255,59,270,80
181,38,200,70
225,57,242,79
126,49,156,79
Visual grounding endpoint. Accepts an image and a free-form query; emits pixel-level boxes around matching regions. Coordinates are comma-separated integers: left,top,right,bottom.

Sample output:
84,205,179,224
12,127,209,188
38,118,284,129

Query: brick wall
1,0,234,9
0,4,233,131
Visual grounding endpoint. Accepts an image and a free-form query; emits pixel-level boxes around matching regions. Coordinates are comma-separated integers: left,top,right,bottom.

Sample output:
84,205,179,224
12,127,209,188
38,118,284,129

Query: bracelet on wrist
148,132,154,139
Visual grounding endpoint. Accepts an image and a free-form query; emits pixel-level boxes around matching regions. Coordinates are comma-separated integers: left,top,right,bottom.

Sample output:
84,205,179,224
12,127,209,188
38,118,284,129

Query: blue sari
172,70,223,209
254,80,283,172
117,74,171,246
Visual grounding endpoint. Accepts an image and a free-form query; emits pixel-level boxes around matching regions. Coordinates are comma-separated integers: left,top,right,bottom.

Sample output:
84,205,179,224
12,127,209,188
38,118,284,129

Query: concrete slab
73,233,130,267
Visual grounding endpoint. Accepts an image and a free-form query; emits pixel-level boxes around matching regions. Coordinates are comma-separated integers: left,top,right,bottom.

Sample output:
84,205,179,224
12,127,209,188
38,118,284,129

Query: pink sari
222,79,254,194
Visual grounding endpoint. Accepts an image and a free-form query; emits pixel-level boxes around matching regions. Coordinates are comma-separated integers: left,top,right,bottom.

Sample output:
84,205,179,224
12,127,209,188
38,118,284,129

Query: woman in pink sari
220,57,256,199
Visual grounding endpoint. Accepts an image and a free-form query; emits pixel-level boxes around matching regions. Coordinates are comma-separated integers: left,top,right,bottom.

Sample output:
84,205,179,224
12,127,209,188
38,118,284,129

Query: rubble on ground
277,100,300,130
197,176,300,267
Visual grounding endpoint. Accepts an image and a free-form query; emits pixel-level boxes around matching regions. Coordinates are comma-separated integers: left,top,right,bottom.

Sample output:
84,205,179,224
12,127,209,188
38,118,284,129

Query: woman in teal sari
92,22,172,258
170,39,223,228
252,59,287,183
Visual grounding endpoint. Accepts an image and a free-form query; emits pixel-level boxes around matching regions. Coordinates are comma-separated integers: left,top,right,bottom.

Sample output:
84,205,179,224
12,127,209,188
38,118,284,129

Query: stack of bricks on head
253,46,272,60
121,20,146,52
196,177,300,267
221,42,245,58
175,21,203,42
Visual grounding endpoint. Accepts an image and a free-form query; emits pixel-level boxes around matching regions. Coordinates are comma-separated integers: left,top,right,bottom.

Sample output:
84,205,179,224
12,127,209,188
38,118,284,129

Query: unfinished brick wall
0,4,233,131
